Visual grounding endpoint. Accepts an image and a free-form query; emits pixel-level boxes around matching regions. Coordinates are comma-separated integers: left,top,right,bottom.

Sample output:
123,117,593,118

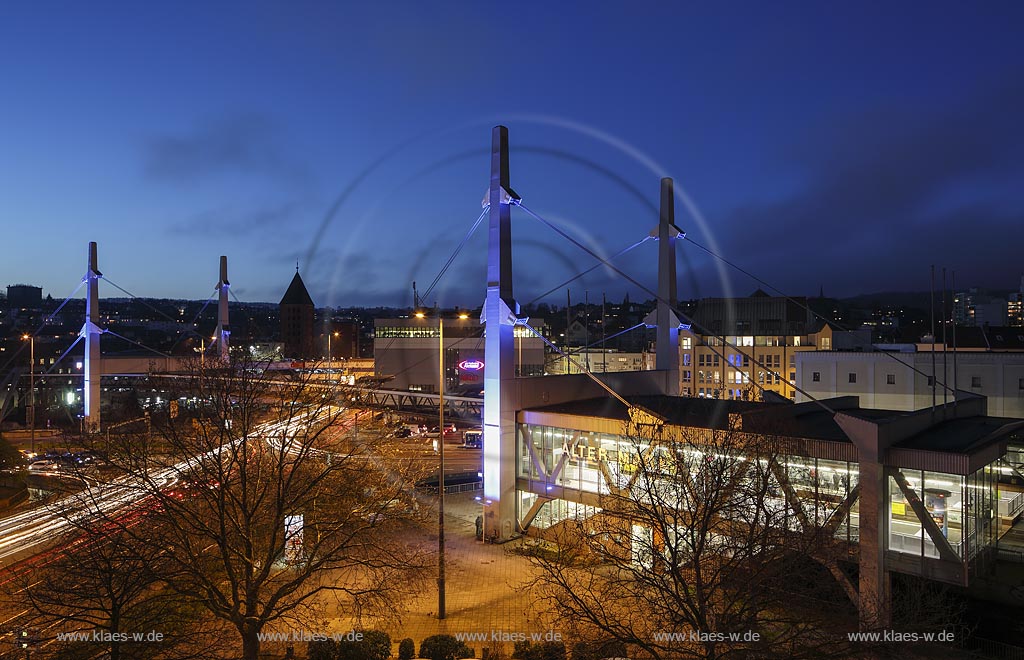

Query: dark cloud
142,114,306,184
163,201,299,238
718,78,1024,294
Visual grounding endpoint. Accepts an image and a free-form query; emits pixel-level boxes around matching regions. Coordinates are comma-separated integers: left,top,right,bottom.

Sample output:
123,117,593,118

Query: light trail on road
0,411,323,562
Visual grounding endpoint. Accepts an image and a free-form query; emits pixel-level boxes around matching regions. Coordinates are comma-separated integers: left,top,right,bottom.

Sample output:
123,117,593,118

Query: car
426,424,457,438
394,427,412,438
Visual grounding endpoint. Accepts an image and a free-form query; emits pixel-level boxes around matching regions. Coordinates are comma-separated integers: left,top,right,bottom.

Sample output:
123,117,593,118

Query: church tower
280,267,315,359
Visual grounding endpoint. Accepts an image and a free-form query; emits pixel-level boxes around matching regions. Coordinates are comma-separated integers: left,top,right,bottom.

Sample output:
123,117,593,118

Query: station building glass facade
514,398,1020,588
517,421,861,545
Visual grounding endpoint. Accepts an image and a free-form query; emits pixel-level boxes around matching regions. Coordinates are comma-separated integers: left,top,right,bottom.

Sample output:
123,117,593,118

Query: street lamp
437,313,446,620
417,309,447,619
326,331,339,363
21,334,34,455
194,336,208,367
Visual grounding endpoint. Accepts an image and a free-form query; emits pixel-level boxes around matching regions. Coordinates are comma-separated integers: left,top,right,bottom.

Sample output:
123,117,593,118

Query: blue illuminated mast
82,241,102,434
482,125,520,541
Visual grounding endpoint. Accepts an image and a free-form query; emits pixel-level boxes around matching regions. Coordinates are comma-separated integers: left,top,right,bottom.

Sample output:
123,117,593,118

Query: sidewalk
323,491,555,650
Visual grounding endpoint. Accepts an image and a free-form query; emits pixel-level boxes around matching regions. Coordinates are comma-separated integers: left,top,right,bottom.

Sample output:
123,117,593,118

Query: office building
679,292,870,400
373,315,546,393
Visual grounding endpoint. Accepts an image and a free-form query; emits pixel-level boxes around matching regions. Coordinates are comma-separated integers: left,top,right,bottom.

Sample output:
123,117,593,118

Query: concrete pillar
216,256,230,360
835,413,891,629
856,460,891,629
83,242,102,434
482,126,520,541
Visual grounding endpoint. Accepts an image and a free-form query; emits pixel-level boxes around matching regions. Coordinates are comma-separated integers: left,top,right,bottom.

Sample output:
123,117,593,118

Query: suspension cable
375,207,490,373
0,280,85,373
567,322,646,356
525,236,653,307
39,336,84,377
102,278,184,326
420,205,489,305
518,321,632,409
102,329,173,359
167,291,218,354
681,234,956,396
516,201,836,414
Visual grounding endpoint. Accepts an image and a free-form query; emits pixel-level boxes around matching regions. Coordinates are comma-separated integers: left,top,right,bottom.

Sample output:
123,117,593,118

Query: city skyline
2,3,1023,309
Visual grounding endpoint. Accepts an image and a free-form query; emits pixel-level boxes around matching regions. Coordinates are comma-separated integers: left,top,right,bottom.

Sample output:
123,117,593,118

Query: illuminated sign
458,359,485,371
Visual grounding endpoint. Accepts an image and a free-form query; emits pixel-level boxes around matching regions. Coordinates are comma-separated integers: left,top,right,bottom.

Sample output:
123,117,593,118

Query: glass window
848,373,857,383
972,376,982,388
812,371,820,382
886,374,895,385
888,472,919,558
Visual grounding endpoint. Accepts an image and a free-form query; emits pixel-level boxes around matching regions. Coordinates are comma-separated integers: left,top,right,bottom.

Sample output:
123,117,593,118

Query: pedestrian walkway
324,491,555,653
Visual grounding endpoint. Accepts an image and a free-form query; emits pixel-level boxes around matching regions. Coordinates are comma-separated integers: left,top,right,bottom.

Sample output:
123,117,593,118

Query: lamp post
417,310,446,619
194,337,206,368
438,314,446,619
327,331,339,364
22,334,34,455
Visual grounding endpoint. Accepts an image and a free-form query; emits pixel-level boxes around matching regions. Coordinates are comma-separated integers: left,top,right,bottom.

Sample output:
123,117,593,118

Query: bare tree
70,358,430,660
527,415,850,659
6,521,226,660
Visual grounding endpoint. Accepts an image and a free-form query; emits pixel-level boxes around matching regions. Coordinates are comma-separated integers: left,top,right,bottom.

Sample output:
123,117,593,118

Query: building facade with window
795,342,1024,419
373,316,546,393
677,293,870,401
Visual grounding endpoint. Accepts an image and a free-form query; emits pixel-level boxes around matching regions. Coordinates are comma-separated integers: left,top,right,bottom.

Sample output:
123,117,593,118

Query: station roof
522,394,1024,463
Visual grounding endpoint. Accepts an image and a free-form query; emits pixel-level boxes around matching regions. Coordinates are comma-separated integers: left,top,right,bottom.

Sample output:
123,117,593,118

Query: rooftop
524,394,1024,457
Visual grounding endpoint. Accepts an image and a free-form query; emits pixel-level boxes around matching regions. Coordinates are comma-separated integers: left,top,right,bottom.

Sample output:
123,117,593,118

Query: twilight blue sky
2,2,1022,308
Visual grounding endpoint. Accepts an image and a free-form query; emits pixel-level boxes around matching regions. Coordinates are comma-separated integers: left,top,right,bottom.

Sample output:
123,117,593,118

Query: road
0,411,318,565
0,407,480,568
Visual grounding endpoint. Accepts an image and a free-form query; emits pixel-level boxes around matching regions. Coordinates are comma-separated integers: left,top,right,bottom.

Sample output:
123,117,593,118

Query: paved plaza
323,491,558,655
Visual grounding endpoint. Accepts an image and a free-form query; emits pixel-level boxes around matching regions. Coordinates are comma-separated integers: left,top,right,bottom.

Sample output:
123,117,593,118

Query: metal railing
418,481,483,495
